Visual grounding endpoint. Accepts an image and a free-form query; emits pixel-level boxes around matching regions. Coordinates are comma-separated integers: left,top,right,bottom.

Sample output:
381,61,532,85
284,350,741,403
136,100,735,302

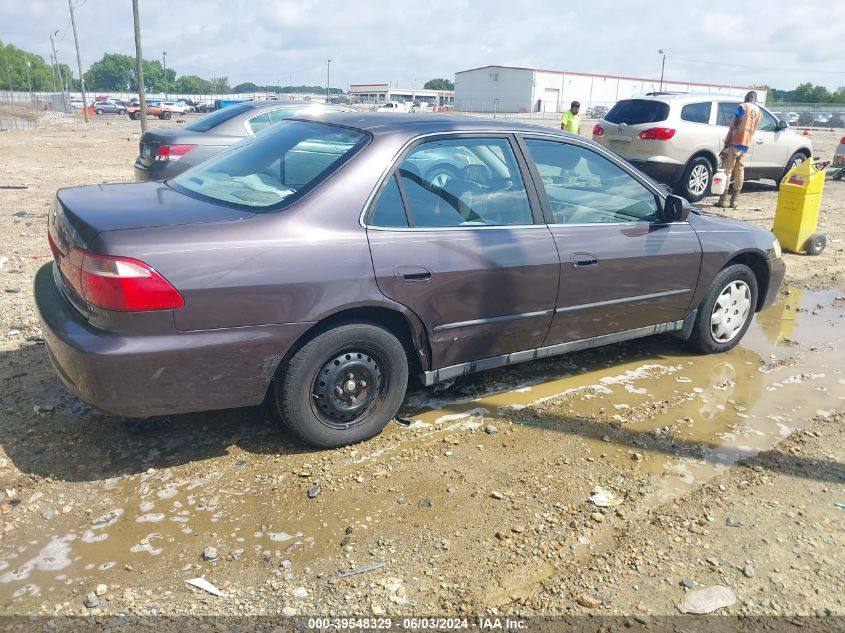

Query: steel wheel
688,163,710,197
311,350,384,428
710,280,752,343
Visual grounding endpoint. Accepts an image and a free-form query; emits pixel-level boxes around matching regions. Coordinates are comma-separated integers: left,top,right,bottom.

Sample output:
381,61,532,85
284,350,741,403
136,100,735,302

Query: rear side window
171,121,369,211
397,138,533,228
604,99,669,125
185,102,253,132
370,175,409,227
681,102,712,124
247,112,272,134
716,102,741,126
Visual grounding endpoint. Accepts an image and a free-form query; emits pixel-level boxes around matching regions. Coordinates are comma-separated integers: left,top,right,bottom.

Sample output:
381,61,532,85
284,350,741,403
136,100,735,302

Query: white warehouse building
454,65,767,114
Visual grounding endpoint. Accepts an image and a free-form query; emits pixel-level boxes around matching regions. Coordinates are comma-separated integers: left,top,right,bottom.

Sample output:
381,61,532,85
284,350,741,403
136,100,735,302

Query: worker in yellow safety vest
561,101,581,134
717,91,762,208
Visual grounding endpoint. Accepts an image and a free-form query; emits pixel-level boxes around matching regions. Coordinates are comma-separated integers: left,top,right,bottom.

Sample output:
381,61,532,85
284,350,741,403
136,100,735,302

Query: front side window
171,121,368,211
758,108,778,132
524,138,659,224
396,138,533,228
681,102,712,124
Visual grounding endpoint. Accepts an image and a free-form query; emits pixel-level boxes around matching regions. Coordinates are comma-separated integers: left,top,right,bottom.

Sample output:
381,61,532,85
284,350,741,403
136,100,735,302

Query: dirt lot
0,109,843,628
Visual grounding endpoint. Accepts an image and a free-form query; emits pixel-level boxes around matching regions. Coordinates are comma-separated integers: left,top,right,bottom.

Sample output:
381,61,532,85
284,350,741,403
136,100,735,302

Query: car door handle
571,253,598,268
395,265,432,282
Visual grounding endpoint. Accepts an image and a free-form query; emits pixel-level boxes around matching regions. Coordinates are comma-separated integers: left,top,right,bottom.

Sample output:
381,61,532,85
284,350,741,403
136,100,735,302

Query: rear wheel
130,111,140,120
275,323,408,448
687,264,758,354
95,108,103,115
678,157,713,202
806,233,826,256
159,111,171,120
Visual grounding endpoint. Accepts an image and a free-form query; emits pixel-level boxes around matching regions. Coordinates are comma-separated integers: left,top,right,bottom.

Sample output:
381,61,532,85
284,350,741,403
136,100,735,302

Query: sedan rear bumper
34,263,314,418
134,159,187,182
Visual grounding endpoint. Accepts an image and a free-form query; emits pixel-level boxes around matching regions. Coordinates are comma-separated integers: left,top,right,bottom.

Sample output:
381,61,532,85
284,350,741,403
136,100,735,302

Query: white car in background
159,101,191,115
373,101,410,113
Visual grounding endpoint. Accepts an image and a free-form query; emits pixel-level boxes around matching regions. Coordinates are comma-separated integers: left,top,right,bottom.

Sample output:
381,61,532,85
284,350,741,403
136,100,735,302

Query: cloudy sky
2,0,843,91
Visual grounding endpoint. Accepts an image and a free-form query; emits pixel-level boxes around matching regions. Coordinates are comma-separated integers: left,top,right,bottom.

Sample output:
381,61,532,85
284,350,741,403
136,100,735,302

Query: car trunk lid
138,128,238,168
49,182,253,318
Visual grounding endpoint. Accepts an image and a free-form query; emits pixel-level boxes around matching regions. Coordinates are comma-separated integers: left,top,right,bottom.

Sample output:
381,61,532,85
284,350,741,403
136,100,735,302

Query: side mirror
661,194,691,222
777,119,789,131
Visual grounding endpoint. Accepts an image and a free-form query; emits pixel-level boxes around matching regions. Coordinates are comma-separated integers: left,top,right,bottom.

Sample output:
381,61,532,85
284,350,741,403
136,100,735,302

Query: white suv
592,93,812,202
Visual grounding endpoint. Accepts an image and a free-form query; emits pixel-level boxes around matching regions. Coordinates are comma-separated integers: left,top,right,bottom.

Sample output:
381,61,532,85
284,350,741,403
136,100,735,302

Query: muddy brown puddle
1,286,843,609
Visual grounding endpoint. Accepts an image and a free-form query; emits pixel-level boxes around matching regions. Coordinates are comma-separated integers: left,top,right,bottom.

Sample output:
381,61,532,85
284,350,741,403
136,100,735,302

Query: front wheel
95,108,103,115
781,152,807,182
677,157,713,202
275,323,409,448
130,111,140,120
687,264,758,354
159,111,171,120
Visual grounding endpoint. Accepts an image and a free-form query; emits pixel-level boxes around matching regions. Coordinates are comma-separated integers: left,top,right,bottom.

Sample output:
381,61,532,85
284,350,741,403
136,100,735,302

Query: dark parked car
36,114,785,448
134,101,356,181
93,101,126,115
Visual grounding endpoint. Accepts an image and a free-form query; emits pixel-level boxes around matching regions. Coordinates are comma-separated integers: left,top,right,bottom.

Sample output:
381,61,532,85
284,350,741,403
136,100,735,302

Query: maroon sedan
35,114,785,448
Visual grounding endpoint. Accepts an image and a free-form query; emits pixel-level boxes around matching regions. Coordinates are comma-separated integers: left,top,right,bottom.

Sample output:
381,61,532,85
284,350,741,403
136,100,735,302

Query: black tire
781,151,808,182
95,108,103,115
687,264,758,354
118,109,126,115
275,322,408,448
677,156,713,202
160,111,171,120
130,111,140,120
806,233,826,256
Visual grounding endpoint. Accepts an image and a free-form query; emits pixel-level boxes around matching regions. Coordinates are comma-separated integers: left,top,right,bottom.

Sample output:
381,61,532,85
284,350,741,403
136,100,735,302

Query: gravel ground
0,109,842,627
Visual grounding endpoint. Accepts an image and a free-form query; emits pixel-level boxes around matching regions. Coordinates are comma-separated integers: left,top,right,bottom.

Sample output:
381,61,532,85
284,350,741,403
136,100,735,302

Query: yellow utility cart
772,160,827,256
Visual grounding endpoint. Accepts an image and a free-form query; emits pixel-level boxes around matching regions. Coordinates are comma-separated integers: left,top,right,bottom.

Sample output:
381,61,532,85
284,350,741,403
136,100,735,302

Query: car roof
628,92,745,104
288,112,576,138
243,100,356,113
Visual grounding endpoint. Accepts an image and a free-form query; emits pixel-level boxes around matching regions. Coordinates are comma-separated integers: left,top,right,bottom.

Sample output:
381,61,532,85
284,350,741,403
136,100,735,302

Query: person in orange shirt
717,91,761,208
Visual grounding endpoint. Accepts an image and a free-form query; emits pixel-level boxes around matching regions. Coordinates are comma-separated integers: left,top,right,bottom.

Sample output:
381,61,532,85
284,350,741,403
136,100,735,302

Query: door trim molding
555,288,692,314
421,318,685,386
433,309,554,332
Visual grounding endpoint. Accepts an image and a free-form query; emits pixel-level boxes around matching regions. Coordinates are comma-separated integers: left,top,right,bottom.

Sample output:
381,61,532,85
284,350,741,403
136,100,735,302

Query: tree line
1,40,76,91
769,83,845,104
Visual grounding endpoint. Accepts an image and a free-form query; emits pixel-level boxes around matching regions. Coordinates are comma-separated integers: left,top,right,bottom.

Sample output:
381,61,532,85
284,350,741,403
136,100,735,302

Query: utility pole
162,51,167,99
658,49,666,92
132,0,147,132
68,0,89,122
2,46,12,97
326,58,331,103
25,55,32,102
49,52,57,93
50,29,67,112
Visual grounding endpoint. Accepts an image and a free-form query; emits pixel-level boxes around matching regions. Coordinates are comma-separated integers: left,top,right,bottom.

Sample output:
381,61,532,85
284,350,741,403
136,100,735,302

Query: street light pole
162,51,167,99
658,49,666,92
326,58,331,103
68,0,89,122
132,0,148,132
24,55,32,102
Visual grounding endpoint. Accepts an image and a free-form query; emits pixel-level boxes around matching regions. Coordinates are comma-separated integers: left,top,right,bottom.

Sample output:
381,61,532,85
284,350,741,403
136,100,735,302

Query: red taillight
638,127,676,140
56,246,183,312
840,136,845,144
156,144,195,161
47,230,61,259
593,124,604,137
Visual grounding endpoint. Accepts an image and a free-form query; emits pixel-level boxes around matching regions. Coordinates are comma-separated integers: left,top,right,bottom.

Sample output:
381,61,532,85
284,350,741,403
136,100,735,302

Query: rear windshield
605,99,669,125
184,102,254,132
170,121,369,212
